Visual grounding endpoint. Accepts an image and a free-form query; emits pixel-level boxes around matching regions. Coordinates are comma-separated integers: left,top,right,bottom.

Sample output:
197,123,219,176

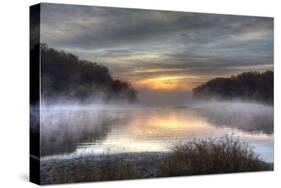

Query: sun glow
135,75,199,90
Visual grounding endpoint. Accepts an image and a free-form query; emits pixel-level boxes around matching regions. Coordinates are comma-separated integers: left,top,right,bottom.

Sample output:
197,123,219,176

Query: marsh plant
158,136,272,177
44,136,272,184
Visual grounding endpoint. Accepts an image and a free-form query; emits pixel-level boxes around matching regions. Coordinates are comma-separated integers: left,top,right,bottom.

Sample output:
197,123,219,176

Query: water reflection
40,110,114,156
40,102,273,162
193,101,273,134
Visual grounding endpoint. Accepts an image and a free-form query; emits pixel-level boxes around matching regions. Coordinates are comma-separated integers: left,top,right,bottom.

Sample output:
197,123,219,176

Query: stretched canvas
30,3,274,185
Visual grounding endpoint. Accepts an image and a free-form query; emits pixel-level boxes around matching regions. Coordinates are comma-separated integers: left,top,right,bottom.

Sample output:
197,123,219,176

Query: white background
0,0,280,187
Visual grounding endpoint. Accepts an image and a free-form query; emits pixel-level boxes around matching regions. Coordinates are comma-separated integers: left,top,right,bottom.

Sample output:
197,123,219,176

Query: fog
192,100,273,134
137,89,193,106
35,95,273,162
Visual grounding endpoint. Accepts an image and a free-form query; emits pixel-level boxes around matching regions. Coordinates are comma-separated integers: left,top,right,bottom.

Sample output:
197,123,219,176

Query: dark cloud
40,3,273,91
41,3,273,48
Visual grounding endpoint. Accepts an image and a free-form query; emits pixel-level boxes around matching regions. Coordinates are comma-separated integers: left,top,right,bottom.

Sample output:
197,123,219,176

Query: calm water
40,101,273,162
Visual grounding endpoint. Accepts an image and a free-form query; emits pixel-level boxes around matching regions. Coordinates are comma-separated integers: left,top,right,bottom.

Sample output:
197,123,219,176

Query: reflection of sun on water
148,116,184,129
82,110,219,154
127,110,214,136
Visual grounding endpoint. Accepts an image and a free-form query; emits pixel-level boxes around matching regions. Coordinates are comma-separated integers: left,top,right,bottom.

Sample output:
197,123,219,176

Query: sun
134,75,198,91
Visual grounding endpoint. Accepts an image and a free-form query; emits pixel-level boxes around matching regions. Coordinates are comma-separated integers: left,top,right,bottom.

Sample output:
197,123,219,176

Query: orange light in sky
134,75,199,91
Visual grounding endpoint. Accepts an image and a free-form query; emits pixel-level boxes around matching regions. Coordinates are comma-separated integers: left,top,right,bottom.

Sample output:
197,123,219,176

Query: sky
40,3,273,104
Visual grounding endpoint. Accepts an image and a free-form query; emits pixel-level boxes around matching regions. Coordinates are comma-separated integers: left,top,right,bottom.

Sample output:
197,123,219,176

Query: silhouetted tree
33,44,137,104
193,71,273,104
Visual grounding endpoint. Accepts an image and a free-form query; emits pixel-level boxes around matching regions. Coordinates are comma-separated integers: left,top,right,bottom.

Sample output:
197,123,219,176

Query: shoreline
40,151,273,185
40,152,167,184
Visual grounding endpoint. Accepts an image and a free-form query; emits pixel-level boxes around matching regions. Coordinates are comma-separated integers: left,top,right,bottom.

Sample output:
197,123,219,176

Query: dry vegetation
46,156,140,184
43,136,273,184
157,135,272,177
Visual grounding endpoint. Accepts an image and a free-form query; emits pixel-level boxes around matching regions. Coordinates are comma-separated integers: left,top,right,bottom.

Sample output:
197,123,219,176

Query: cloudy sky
40,3,273,101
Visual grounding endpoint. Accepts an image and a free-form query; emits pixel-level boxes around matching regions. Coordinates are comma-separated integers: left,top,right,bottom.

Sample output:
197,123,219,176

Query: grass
95,155,140,181
46,156,140,184
44,135,273,184
157,135,273,177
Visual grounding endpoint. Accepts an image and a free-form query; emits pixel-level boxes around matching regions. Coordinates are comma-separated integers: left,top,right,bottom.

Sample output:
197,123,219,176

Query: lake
40,101,273,162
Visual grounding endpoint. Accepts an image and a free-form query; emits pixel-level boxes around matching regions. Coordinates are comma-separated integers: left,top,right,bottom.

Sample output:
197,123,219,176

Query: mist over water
192,100,273,134
137,89,193,106
38,98,273,162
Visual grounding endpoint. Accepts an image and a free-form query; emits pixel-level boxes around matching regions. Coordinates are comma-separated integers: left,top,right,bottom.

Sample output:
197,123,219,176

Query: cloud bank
40,3,273,93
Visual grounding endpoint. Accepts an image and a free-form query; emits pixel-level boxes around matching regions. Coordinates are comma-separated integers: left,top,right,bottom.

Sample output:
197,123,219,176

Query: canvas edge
30,3,41,185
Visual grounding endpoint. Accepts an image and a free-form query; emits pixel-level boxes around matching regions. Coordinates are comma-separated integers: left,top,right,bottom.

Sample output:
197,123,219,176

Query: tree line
32,44,137,104
193,70,273,104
